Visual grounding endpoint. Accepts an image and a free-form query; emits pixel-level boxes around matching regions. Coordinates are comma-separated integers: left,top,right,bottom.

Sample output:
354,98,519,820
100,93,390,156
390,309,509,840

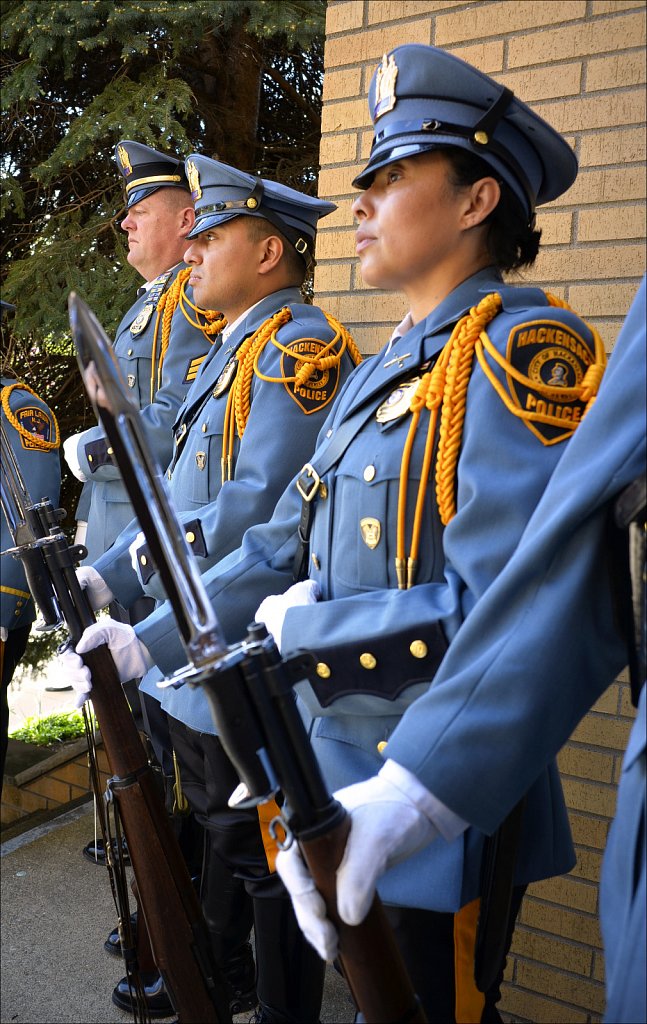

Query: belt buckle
296,463,321,502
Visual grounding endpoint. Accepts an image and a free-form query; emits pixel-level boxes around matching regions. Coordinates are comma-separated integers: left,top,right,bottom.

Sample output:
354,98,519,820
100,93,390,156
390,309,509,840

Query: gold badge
376,377,421,423
130,303,154,335
127,374,136,389
360,517,381,549
374,53,398,120
186,159,201,201
195,451,206,471
212,358,238,398
117,143,132,177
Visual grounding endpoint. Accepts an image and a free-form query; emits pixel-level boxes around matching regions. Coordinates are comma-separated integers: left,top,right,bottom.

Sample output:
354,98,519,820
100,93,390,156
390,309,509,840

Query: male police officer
61,156,361,1023
1,301,61,780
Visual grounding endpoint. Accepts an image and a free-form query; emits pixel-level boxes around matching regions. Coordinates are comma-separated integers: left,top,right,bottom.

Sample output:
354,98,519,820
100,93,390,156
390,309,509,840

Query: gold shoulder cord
150,268,227,403
1,383,60,450
221,307,362,484
396,292,606,589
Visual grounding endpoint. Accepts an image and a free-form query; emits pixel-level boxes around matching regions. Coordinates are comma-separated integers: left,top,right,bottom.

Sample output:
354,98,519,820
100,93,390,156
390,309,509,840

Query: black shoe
104,913,138,958
223,941,257,1015
82,835,131,866
111,971,174,1018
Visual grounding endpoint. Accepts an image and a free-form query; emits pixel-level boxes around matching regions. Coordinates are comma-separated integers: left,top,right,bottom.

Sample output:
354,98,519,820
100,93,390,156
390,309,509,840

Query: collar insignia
117,144,132,177
186,159,201,201
212,358,238,398
374,53,398,120
376,376,421,423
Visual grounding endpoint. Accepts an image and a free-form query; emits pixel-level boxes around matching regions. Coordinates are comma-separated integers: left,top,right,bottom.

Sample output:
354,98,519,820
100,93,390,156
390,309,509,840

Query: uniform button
140,555,147,566
318,483,328,500
311,554,320,570
326,429,333,438
127,348,133,356
410,640,428,659
16,601,23,608
377,741,388,754
359,652,377,669
88,455,93,463
14,610,20,616
316,662,331,679
363,465,376,482
201,423,207,432
107,447,114,455
186,531,195,544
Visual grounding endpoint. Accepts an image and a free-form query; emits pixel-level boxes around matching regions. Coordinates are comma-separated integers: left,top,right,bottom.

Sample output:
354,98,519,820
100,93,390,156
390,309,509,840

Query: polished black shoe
82,834,131,866
104,913,138,958
111,971,173,1018
223,941,257,1015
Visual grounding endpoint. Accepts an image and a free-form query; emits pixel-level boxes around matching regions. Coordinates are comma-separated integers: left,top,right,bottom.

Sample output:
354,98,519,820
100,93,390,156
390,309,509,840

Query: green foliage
9,709,92,747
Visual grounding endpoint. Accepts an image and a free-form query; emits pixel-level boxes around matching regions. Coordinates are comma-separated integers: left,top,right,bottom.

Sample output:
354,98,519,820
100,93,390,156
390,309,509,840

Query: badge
186,158,201,201
195,451,206,471
281,339,341,415
505,320,595,445
130,303,154,335
117,143,132,177
127,374,136,389
212,358,238,398
376,377,421,423
16,407,53,450
374,53,398,120
360,517,381,549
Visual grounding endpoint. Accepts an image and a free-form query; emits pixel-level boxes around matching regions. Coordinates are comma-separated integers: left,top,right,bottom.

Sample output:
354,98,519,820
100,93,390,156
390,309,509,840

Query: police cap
115,140,190,210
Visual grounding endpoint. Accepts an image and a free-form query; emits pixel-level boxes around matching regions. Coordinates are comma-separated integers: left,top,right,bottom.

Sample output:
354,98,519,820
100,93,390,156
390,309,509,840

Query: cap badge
360,517,381,550
374,53,398,121
186,159,201,201
117,144,133,177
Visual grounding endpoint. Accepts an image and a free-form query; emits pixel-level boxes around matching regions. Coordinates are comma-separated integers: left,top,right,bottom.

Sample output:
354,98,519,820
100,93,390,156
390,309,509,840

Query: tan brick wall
1,745,110,828
315,3,646,1021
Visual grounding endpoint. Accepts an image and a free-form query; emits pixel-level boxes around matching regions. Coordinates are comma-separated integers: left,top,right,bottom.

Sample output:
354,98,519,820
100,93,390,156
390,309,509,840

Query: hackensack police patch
506,320,595,444
280,339,340,415
17,407,54,450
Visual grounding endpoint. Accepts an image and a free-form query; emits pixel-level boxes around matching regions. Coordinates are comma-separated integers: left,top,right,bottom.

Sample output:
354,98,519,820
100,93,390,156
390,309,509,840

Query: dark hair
245,216,307,287
439,147,542,273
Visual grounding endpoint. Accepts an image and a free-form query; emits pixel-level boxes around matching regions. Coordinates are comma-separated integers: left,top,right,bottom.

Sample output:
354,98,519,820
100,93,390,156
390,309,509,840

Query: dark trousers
1,625,31,782
168,716,326,1023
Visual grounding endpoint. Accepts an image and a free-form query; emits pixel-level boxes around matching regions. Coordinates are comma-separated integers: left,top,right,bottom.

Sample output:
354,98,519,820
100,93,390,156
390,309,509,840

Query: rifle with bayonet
0,380,231,1024
68,291,427,1024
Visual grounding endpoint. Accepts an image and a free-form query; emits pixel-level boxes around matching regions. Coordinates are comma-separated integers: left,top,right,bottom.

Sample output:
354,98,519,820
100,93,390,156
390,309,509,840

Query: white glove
75,619,153,683
128,531,146,575
63,433,88,482
276,761,440,960
76,566,114,611
255,580,320,653
0,627,8,643
74,521,88,547
57,644,93,708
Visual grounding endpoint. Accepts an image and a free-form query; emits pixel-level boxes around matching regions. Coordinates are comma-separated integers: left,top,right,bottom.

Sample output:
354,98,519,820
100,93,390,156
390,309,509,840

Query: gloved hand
276,760,440,960
128,531,146,576
63,433,88,482
76,566,114,611
255,580,320,653
57,644,93,709
75,619,153,683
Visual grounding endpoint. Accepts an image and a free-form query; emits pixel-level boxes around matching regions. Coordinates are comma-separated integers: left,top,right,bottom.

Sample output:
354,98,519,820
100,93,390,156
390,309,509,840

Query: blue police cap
184,155,336,266
115,140,190,210
353,45,578,219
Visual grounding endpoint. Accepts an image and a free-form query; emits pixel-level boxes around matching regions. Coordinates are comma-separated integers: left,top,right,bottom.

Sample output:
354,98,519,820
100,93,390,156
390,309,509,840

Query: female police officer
82,44,608,1022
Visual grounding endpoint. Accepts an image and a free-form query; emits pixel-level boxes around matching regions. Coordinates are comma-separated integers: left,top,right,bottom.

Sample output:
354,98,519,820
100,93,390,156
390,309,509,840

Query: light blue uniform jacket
96,288,359,729
1,379,61,631
135,268,600,910
75,265,213,564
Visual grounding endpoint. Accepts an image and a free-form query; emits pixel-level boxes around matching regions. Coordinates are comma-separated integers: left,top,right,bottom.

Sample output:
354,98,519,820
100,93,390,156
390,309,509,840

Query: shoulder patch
16,406,55,450
506,319,595,445
280,338,341,415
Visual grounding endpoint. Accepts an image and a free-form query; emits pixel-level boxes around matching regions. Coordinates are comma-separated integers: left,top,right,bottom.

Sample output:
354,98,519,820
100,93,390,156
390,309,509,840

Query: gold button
107,447,114,455
410,640,428,659
201,423,207,432
319,482,328,500
16,601,23,608
474,130,489,145
127,348,133,356
360,652,377,670
316,662,331,679
363,465,376,482
311,554,320,570
14,610,20,616
186,531,195,544
377,740,388,754
88,455,93,463
140,555,147,566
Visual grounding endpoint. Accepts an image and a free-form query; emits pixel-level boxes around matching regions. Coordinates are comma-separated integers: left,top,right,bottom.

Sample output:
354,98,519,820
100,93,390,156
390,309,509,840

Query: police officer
60,157,362,1023
277,278,646,1024
98,45,610,1021
1,301,61,780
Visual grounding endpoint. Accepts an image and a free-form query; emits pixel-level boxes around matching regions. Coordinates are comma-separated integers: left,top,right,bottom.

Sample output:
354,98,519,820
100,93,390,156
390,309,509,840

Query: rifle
69,291,427,1024
0,396,231,1024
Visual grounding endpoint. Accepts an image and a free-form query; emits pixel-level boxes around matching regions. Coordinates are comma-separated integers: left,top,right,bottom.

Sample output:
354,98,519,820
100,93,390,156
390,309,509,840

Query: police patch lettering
506,320,594,444
16,407,53,450
280,339,340,415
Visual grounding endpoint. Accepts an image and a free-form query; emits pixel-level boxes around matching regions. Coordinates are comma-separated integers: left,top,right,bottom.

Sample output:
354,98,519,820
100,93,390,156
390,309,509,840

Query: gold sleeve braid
1,383,60,451
221,306,362,484
396,292,606,588
150,268,226,402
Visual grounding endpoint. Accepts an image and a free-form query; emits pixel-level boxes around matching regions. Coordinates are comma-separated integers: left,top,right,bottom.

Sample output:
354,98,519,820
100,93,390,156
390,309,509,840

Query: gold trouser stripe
256,799,282,874
454,898,486,1023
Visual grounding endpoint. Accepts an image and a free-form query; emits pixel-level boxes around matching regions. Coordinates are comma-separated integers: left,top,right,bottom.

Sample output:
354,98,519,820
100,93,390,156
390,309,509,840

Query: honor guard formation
2,40,644,1024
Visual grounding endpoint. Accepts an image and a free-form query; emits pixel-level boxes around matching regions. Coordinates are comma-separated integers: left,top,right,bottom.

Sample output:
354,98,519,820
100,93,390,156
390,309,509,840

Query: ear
257,233,284,275
178,205,196,239
460,177,501,230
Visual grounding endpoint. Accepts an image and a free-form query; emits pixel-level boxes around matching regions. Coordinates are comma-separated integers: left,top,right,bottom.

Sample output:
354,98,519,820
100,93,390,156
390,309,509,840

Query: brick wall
1,740,110,828
315,3,646,1022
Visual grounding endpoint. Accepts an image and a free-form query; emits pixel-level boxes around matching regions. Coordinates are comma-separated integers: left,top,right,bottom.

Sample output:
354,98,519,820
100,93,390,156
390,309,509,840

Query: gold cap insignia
186,159,201,201
117,144,132,177
360,517,381,549
195,451,206,471
374,53,398,121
